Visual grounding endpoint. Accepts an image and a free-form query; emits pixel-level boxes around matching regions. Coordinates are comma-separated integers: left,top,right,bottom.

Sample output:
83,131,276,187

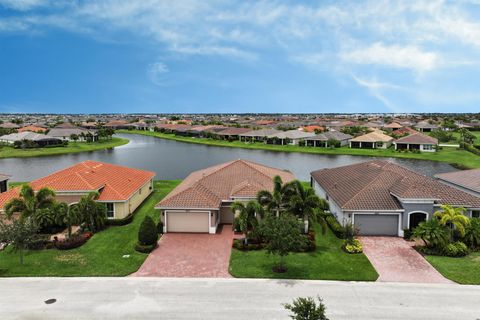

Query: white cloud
148,62,169,86
351,75,406,112
0,0,48,11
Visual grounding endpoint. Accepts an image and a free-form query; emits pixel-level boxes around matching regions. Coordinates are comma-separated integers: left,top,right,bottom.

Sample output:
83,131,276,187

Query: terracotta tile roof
394,133,438,145
0,161,155,210
383,122,403,129
393,127,418,135
350,130,394,143
156,159,295,209
435,169,480,194
18,125,46,133
311,160,480,211
305,131,352,141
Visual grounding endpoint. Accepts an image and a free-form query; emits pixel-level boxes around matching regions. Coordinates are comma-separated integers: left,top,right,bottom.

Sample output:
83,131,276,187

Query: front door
409,212,427,230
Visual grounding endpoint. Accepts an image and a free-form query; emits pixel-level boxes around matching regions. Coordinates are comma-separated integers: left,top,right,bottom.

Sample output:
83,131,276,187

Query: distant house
47,128,98,141
267,130,316,145
302,125,325,133
18,125,46,133
156,159,294,233
0,131,62,147
392,126,418,136
311,160,480,236
187,125,226,137
414,121,439,132
238,128,283,142
0,122,21,129
394,133,438,152
304,131,352,147
435,169,480,200
383,122,403,131
0,161,155,219
215,127,252,140
349,130,393,149
0,174,9,193
104,120,134,130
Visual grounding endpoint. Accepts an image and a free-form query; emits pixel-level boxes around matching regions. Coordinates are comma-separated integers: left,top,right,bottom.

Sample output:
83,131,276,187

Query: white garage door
354,214,399,236
167,211,209,233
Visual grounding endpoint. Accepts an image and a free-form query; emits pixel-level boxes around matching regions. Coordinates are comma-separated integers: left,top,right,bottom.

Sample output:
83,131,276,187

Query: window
472,210,480,218
423,144,434,150
106,203,114,218
376,142,383,148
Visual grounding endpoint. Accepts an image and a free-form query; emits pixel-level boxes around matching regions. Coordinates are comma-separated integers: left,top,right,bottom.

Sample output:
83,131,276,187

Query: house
215,127,252,140
0,161,155,219
267,130,316,145
414,121,439,132
302,125,325,133
383,122,403,131
394,133,438,152
238,128,283,142
0,122,21,129
303,131,352,147
155,159,295,234
47,128,98,141
311,160,480,236
0,174,9,193
18,125,46,133
349,130,393,149
435,169,480,200
0,131,63,147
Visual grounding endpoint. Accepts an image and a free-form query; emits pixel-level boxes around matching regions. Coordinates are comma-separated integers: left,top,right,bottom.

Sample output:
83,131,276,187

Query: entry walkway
359,237,452,283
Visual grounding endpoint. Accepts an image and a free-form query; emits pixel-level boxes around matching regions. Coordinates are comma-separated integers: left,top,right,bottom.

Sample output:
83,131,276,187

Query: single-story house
18,125,46,133
414,121,439,132
155,159,295,234
394,133,438,152
238,128,283,142
47,128,99,141
267,130,316,145
0,161,155,219
0,122,20,129
304,131,352,147
311,160,480,236
215,127,253,140
104,120,135,130
349,130,393,149
0,174,9,193
435,169,480,200
383,122,403,131
0,131,63,147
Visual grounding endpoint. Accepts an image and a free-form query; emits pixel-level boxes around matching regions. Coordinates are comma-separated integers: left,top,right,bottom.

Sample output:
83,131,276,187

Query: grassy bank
229,224,378,281
0,180,180,277
0,137,129,159
425,253,480,285
119,130,480,169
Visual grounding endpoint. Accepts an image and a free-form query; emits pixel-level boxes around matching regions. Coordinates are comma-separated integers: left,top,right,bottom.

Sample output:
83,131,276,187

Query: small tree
260,213,305,272
71,192,106,233
231,200,263,240
434,205,470,241
284,296,329,320
138,216,158,245
70,134,79,142
0,219,39,265
54,202,81,239
413,219,449,248
4,184,56,223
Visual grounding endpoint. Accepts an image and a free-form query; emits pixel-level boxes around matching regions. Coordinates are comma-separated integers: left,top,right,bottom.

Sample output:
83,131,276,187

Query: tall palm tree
54,202,81,239
4,184,56,223
256,176,295,217
231,200,264,238
72,192,107,233
434,204,470,241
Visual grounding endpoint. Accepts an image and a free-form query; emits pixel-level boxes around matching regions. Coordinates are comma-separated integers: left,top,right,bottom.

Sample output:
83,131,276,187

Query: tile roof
383,122,403,129
0,161,155,210
435,169,480,194
18,125,46,133
305,131,352,141
215,127,253,136
47,128,96,137
311,160,480,211
0,131,61,142
350,130,394,143
394,133,438,145
0,174,10,182
268,130,316,139
156,159,295,209
239,128,282,137
414,121,439,129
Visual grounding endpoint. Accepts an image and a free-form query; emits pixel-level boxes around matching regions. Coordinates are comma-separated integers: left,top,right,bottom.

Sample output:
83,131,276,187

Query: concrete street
1,277,480,320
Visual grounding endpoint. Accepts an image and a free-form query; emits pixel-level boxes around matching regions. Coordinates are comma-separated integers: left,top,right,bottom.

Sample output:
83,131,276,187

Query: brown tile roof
394,133,438,145
311,160,480,211
383,122,403,129
156,159,295,209
216,128,253,136
435,169,480,194
350,130,394,143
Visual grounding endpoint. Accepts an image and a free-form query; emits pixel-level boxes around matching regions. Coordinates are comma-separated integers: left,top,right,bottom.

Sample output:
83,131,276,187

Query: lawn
425,252,480,285
0,137,129,159
0,180,180,277
119,130,480,169
229,224,379,281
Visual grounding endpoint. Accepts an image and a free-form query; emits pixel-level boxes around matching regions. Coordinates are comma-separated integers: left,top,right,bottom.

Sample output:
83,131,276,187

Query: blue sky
1,0,480,114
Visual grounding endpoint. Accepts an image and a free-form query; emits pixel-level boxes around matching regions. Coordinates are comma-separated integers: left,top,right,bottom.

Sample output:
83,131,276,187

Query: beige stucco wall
55,194,85,204
106,179,154,219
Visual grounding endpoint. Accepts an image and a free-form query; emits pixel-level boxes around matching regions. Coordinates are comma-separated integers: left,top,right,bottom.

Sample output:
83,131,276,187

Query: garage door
354,214,398,236
167,211,209,233
220,206,234,224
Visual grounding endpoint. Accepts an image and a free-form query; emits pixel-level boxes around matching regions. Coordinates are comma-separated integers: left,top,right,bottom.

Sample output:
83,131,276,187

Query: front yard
229,224,379,281
0,180,180,277
425,252,480,285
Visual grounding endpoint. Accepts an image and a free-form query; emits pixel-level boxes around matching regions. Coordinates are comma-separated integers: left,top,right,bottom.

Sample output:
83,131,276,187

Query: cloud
147,62,169,86
351,75,406,112
0,0,49,11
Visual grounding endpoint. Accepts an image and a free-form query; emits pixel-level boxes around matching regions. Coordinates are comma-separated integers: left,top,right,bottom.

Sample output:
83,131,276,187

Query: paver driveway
359,237,452,283
133,225,233,277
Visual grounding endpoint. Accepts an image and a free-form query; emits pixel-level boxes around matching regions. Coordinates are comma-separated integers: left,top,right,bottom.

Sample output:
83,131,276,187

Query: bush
325,214,345,239
138,216,158,246
403,228,413,240
299,231,316,252
342,239,363,254
134,242,157,253
106,213,134,226
232,239,265,251
54,233,92,250
464,218,480,250
442,241,469,257
27,234,52,250
284,296,329,320
157,221,164,234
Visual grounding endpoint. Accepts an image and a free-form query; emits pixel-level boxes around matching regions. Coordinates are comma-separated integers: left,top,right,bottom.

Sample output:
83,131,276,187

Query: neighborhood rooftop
435,169,480,194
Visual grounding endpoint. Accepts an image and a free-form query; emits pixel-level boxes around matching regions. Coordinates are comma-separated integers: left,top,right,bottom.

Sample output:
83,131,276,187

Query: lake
0,133,457,182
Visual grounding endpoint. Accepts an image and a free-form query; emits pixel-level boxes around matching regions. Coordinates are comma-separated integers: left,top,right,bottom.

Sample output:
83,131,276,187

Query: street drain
44,298,56,305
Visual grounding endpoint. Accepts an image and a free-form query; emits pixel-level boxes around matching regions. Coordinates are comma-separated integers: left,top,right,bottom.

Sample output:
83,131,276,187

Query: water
0,133,457,182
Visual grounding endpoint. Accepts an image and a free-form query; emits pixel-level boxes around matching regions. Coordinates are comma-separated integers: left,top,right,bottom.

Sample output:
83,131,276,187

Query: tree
257,176,295,216
138,216,158,245
464,218,480,250
326,138,340,148
284,296,329,320
458,128,476,145
0,218,39,265
72,192,106,233
4,184,56,223
70,134,79,142
260,213,305,272
231,200,264,239
54,202,81,239
434,205,470,241
412,218,449,248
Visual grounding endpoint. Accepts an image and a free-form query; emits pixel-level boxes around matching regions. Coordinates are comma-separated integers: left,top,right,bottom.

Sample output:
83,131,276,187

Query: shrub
106,213,134,226
299,231,316,252
325,214,345,239
284,296,329,320
134,243,157,253
442,241,469,257
464,218,480,250
403,228,413,240
342,239,363,254
138,216,158,246
156,221,164,234
54,233,92,250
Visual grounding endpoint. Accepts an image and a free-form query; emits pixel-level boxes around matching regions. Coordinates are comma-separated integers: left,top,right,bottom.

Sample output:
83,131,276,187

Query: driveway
359,237,452,283
133,225,233,277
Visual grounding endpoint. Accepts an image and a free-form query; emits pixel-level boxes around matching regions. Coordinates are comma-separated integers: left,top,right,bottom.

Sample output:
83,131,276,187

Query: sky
1,1,480,114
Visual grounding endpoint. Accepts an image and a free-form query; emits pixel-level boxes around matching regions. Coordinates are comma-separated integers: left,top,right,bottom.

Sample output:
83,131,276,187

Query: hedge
54,232,92,250
325,214,346,239
134,242,157,253
106,213,135,226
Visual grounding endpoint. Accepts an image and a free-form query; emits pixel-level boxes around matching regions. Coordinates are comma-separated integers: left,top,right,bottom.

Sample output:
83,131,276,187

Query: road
1,278,480,319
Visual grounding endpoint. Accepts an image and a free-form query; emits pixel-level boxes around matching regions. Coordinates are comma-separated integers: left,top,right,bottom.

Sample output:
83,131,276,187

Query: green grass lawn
0,137,129,159
0,180,180,277
429,131,480,145
425,252,480,285
119,130,480,169
229,225,378,281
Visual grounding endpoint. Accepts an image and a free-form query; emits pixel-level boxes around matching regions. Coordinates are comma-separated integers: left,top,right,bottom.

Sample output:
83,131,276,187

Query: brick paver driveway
359,237,452,283
133,225,233,277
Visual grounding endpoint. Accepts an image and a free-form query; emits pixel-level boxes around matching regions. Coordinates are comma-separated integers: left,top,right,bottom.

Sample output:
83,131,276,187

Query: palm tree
4,184,56,223
413,219,449,248
72,192,107,233
231,201,264,239
434,205,470,241
256,176,295,217
54,202,81,239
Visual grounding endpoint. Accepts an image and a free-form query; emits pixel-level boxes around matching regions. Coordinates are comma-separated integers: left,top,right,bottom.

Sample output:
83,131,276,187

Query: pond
0,133,457,182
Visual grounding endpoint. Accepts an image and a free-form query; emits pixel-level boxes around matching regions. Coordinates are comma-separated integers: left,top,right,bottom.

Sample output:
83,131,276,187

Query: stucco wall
398,201,434,229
